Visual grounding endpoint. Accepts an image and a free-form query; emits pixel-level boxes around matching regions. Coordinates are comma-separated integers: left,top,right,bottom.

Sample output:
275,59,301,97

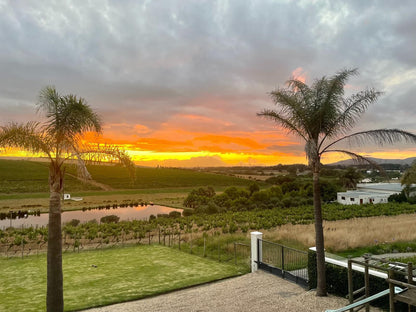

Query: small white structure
337,183,403,205
337,191,390,205
63,193,83,201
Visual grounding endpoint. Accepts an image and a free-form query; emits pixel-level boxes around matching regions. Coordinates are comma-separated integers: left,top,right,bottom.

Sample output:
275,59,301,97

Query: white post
251,231,263,273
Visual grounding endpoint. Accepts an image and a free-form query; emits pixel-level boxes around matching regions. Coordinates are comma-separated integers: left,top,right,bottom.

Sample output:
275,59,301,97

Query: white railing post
251,231,263,272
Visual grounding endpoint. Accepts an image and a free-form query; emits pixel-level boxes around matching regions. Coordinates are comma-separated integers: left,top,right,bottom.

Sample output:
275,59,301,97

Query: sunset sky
1,1,416,167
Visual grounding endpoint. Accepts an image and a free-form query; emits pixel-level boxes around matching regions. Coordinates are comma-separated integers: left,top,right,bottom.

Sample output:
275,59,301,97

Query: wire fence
0,228,251,270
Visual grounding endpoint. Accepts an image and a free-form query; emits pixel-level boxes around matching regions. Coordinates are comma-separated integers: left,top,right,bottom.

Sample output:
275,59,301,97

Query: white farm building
337,183,404,205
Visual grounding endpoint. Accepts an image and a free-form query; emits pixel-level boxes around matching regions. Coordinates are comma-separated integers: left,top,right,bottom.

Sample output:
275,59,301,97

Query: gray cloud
1,0,416,158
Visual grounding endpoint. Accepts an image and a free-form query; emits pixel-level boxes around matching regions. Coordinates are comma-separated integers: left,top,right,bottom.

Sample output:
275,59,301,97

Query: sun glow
2,127,416,167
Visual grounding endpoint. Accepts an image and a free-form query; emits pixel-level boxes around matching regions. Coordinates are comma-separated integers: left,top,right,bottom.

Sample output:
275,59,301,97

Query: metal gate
257,239,309,288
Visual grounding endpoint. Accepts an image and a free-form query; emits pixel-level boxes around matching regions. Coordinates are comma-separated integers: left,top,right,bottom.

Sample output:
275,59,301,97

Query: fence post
203,233,207,257
348,258,353,308
250,231,263,273
364,257,370,312
408,262,413,312
218,241,220,262
388,269,395,312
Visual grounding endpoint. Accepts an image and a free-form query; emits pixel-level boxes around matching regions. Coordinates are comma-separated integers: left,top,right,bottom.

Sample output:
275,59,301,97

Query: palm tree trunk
313,165,327,296
47,164,64,312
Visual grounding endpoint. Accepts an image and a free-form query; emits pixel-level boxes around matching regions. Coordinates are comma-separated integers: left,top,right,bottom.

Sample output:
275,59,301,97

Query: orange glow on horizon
2,127,416,167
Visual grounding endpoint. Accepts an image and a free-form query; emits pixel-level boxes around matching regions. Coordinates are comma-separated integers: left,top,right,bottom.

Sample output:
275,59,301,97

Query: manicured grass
0,244,245,312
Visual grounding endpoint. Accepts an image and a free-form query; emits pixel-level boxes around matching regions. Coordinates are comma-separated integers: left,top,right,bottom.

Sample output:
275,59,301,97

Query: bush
66,219,80,227
182,208,194,217
168,211,181,219
100,215,120,224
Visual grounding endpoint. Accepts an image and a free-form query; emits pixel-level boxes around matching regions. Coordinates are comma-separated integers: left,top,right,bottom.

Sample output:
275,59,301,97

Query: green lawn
0,245,246,312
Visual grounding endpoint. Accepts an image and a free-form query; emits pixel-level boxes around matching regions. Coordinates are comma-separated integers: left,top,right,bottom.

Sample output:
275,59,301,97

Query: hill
0,158,251,194
329,157,416,167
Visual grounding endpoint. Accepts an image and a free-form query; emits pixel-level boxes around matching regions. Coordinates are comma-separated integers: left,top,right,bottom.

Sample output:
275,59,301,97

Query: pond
0,204,182,229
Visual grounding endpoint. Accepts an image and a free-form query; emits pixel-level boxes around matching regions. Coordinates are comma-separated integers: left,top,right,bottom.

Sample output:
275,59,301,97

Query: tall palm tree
258,68,416,296
0,86,135,312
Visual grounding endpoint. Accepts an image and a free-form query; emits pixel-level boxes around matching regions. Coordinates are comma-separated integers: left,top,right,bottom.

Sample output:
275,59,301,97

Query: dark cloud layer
1,0,416,160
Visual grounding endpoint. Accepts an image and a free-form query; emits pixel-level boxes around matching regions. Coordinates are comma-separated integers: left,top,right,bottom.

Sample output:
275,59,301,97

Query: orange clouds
194,134,266,150
291,67,307,83
93,110,310,166
134,124,151,134
5,109,411,167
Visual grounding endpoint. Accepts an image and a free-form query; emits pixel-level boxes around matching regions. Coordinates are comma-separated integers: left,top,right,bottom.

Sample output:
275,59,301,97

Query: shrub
182,208,194,217
66,219,80,227
168,211,181,219
100,215,120,224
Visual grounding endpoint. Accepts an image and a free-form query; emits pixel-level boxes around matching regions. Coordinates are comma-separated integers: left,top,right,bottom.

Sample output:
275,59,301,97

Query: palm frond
334,89,382,134
286,79,313,105
0,122,52,158
322,149,385,173
37,85,60,117
257,109,308,141
323,129,416,152
73,143,136,182
268,88,312,139
324,68,358,106
318,88,383,151
38,86,102,144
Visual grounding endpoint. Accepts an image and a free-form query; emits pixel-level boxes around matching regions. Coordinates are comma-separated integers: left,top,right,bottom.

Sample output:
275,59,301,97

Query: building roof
356,183,403,193
338,190,390,198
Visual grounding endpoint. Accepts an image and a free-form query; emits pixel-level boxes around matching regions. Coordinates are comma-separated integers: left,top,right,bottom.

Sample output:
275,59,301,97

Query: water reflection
0,205,182,229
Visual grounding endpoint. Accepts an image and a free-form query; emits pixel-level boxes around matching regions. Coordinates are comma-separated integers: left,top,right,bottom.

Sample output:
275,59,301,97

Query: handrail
325,287,404,312
386,278,416,290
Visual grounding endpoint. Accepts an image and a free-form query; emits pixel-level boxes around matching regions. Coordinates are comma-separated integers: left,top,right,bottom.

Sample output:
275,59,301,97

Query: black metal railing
257,239,308,288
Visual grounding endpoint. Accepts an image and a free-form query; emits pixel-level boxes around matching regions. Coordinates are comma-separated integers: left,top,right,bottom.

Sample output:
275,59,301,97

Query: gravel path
81,271,382,312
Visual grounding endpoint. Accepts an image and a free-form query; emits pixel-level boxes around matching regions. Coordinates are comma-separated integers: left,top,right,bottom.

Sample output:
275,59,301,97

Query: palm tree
401,160,416,199
258,68,416,296
0,86,135,312
340,167,363,189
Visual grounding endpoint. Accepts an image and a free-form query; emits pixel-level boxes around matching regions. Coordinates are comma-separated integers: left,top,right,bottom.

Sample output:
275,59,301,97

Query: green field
0,158,253,212
0,244,245,312
0,159,101,193
0,159,251,193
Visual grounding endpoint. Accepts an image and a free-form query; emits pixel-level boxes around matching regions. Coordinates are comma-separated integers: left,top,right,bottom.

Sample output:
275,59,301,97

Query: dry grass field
264,213,416,252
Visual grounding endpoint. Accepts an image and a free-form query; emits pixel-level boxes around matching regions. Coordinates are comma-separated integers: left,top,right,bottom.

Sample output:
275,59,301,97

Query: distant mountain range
329,157,416,166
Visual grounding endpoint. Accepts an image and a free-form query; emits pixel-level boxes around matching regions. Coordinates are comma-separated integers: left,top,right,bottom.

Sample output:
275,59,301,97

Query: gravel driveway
82,271,380,312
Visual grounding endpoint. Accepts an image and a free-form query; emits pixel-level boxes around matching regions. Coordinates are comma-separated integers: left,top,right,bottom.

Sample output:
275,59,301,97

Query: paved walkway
82,271,381,312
